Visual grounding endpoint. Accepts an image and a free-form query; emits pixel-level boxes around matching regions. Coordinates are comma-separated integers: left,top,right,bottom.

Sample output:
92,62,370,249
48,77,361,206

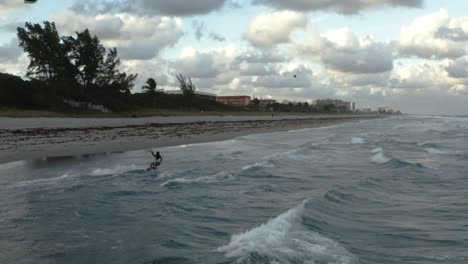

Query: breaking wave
161,171,234,187
215,201,357,264
88,164,138,176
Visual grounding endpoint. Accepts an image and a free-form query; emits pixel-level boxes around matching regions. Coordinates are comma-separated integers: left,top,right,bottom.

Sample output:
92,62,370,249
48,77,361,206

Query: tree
142,78,157,93
176,74,196,97
17,21,137,106
17,21,74,82
251,98,260,107
63,29,104,93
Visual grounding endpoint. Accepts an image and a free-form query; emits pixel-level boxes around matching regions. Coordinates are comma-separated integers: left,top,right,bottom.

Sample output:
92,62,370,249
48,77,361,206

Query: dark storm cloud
252,0,422,14
446,57,468,79
71,0,229,16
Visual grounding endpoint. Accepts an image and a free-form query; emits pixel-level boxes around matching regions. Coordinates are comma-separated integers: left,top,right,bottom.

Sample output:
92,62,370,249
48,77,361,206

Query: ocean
0,115,467,264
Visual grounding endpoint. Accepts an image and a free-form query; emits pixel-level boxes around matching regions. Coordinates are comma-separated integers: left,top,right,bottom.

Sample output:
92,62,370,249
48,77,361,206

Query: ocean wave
215,201,357,264
370,152,426,169
160,171,234,187
241,161,275,172
351,137,365,144
424,148,460,155
89,164,138,176
370,152,391,164
370,147,383,153
14,173,76,187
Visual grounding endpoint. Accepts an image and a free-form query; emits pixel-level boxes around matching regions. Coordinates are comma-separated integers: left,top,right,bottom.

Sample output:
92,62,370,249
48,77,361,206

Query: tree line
0,21,226,112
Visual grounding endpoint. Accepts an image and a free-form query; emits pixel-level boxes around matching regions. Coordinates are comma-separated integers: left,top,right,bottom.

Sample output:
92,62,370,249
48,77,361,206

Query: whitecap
89,164,138,176
160,171,234,187
242,161,275,171
370,152,391,164
215,201,357,264
424,148,459,155
14,173,75,187
370,147,383,153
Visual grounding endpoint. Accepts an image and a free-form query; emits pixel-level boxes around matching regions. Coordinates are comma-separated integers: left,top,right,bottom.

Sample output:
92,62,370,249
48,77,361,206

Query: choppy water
1,115,467,264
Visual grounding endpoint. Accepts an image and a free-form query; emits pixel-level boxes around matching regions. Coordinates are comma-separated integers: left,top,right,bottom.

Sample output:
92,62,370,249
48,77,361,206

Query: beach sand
0,115,381,163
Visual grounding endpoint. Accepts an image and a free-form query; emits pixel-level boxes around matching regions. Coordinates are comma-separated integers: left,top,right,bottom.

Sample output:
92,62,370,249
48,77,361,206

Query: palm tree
142,78,157,93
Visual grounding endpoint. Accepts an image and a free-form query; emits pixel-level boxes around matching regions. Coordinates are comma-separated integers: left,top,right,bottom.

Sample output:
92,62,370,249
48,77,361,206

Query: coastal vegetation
1,21,361,116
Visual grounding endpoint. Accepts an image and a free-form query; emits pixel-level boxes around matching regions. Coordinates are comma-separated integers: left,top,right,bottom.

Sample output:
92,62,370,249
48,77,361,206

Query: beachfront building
164,90,217,101
378,107,394,113
216,96,251,106
315,99,355,112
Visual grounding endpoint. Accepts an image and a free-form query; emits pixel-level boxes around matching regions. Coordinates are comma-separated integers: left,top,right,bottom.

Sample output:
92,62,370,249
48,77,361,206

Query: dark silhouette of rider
148,151,162,170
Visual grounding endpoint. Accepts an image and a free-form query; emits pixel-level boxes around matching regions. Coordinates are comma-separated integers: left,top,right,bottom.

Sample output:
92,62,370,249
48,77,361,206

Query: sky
0,0,467,114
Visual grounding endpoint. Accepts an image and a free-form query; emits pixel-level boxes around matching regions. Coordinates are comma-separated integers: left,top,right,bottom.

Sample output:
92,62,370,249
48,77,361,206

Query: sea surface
1,115,467,264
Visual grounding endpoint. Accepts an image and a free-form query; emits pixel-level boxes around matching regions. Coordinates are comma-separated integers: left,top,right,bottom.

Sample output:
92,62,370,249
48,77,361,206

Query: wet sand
0,115,381,163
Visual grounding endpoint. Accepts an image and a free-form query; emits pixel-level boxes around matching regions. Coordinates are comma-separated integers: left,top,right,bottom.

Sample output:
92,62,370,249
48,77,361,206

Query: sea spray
216,201,357,264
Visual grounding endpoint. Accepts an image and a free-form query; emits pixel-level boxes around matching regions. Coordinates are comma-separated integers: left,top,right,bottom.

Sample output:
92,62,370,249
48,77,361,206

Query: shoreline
0,115,382,164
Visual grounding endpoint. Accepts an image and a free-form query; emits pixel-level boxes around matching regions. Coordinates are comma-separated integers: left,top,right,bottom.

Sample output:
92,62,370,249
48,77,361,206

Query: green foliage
0,72,63,109
130,93,239,112
14,21,137,111
17,21,74,82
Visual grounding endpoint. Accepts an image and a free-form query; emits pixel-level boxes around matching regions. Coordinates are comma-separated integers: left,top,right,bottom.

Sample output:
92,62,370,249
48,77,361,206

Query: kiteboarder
147,151,162,171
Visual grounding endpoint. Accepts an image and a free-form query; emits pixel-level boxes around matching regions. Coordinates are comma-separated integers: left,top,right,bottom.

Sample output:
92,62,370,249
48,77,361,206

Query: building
315,99,355,112
216,96,251,106
163,90,217,101
377,107,394,113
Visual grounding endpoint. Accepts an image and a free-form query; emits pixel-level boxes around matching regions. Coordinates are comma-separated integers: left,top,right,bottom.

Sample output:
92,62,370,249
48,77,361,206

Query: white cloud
0,38,22,62
398,9,468,59
389,61,452,90
245,11,307,48
54,11,183,60
173,44,240,83
252,0,422,14
446,56,468,79
0,0,29,16
299,28,394,74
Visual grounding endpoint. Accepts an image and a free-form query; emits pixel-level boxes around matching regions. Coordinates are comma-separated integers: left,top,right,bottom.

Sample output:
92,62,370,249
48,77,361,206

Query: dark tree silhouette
17,21,74,81
16,21,137,106
251,98,260,107
176,74,196,97
142,78,157,93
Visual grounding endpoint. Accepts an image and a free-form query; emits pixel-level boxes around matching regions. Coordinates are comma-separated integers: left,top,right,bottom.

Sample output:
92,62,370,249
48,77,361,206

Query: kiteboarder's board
146,161,161,172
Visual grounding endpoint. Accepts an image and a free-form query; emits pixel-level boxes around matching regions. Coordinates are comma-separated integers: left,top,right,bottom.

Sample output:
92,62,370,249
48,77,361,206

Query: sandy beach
0,115,381,163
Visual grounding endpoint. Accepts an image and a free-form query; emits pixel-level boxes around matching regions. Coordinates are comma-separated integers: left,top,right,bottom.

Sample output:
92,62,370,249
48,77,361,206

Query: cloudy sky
1,0,467,114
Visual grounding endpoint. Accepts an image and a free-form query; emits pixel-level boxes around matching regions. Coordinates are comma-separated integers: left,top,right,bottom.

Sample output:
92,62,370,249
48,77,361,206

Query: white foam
89,164,138,176
370,152,391,164
161,171,234,187
424,148,459,155
351,137,365,144
14,173,75,187
370,147,383,153
242,161,275,171
215,201,356,263
158,170,176,179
